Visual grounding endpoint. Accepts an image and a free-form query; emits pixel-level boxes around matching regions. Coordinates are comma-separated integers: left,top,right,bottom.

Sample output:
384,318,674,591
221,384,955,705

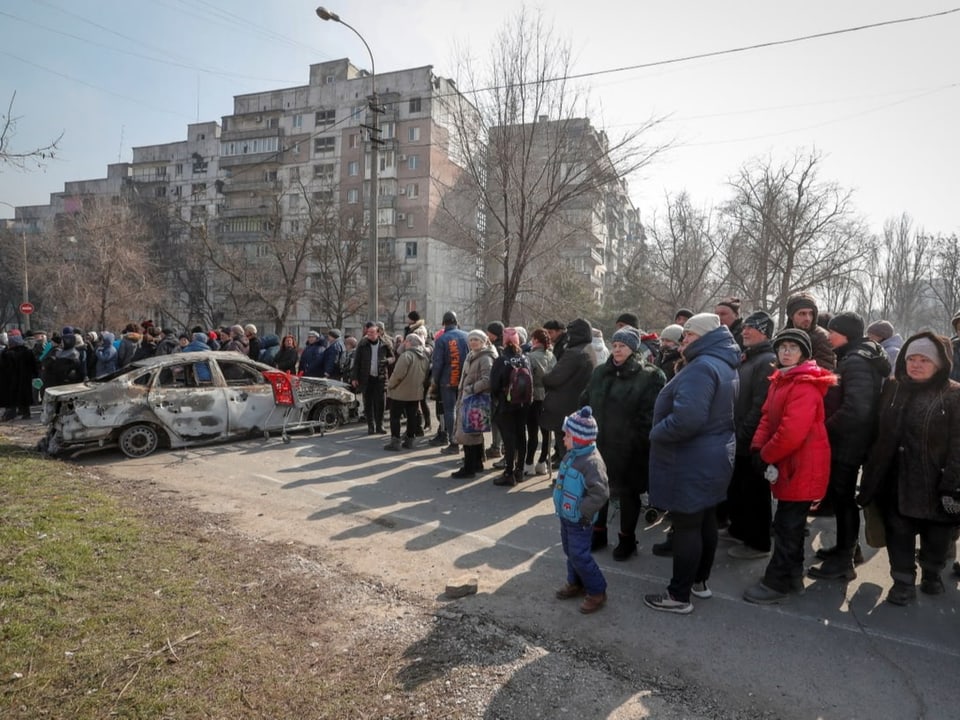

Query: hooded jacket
541,319,593,431
95,332,119,378
387,342,429,402
785,293,836,370
259,334,280,365
858,332,960,521
454,343,497,446
752,360,836,501
823,337,891,466
648,325,741,513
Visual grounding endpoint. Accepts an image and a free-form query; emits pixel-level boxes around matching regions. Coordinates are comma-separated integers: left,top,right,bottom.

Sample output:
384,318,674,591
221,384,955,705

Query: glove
764,465,779,484
942,495,960,515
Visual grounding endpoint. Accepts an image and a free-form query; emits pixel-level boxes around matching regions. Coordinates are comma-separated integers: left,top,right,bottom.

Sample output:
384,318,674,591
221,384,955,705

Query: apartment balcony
220,177,282,194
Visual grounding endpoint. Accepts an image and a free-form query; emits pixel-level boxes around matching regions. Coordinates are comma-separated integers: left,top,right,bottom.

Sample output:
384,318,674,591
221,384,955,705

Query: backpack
505,356,533,406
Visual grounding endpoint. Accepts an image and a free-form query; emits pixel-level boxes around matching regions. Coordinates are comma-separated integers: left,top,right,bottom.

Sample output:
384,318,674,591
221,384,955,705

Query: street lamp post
315,6,380,323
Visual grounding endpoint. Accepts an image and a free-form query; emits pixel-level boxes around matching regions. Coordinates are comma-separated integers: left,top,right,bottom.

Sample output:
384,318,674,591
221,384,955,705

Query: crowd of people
2,299,960,617
341,299,960,616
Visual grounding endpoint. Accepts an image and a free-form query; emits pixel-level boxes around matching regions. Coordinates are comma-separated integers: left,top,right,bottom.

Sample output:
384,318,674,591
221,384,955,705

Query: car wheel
309,401,342,431
118,423,161,458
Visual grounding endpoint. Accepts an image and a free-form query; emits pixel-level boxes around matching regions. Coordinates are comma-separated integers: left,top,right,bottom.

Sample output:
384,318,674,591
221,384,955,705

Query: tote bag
461,393,491,434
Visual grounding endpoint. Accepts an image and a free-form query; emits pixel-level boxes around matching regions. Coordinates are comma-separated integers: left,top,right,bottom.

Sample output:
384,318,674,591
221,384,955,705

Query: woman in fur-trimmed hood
858,331,960,606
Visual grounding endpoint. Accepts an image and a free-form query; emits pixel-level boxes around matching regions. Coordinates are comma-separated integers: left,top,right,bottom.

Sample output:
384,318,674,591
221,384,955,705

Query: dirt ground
5,421,739,719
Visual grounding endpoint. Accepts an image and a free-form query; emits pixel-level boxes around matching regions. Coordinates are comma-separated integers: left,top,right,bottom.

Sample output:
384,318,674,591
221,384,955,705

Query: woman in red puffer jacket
743,328,836,605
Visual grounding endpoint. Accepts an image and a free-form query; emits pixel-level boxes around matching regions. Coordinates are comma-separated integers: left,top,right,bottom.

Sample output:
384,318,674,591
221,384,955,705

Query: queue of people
4,301,959,619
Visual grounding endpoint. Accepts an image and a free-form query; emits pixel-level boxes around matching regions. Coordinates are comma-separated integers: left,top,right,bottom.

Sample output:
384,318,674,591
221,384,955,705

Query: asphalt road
78,423,960,719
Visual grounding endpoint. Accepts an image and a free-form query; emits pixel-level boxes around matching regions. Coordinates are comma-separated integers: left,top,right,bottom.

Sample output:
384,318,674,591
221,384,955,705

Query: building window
155,166,167,177
405,241,418,258
288,193,301,209
191,183,207,197
290,219,300,233
315,109,335,126
349,133,360,149
407,213,415,229
268,117,279,129
155,186,167,197
408,126,420,142
313,163,335,183
175,163,183,175
405,183,419,198
263,169,278,182
292,114,303,128
381,122,396,140
347,188,359,204
289,166,300,182
347,160,359,176
314,137,335,154
409,97,421,113
379,151,395,172
221,137,279,156
407,154,419,170
313,189,334,203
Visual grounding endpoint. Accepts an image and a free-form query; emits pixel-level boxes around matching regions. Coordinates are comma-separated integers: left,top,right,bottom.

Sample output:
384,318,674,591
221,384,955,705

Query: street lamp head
316,7,340,22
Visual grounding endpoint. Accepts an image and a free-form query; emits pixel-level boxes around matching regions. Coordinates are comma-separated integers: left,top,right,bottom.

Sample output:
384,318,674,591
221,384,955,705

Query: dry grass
0,440,451,719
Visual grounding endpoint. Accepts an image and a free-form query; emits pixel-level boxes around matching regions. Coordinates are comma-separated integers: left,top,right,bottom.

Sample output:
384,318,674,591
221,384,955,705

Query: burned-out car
38,351,358,458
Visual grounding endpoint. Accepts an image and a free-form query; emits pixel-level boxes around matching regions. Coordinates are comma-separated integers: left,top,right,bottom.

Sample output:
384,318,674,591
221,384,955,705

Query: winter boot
612,533,638,561
384,437,403,451
401,436,415,449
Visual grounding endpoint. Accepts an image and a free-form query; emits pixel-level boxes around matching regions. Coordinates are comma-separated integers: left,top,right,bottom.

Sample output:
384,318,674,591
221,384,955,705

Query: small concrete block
445,575,479,599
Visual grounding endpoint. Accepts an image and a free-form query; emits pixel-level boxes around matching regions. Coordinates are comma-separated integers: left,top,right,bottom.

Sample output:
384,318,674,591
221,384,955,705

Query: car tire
309,401,342,431
118,423,161,458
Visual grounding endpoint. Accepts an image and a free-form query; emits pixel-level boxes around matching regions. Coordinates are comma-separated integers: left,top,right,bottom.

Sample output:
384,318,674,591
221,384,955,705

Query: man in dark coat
319,329,346,379
352,321,395,435
299,331,325,377
727,311,777,558
543,320,568,361
715,297,745,350
1,329,40,420
541,318,593,464
809,311,890,581
784,293,835,370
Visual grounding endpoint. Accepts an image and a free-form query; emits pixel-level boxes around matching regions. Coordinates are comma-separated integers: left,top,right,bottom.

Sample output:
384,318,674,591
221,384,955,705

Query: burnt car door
216,358,278,436
149,359,229,441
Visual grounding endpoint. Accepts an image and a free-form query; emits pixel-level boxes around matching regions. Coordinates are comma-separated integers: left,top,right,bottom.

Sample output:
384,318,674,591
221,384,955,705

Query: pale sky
1,0,957,236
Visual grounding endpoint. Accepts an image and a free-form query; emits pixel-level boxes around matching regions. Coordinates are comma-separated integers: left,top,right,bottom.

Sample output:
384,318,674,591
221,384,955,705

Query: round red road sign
19,302,34,314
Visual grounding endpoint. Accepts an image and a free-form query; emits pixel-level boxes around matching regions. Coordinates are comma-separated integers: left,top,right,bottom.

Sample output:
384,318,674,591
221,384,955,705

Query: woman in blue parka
645,313,740,614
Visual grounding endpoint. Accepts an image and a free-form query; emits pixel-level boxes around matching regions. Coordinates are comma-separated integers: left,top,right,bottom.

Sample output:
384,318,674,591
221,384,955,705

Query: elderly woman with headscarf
857,332,960,606
450,330,498,480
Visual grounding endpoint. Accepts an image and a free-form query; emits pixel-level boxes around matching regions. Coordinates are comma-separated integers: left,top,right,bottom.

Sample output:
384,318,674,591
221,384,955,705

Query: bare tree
640,191,726,324
721,149,872,324
928,232,960,332
438,8,666,324
0,92,62,172
311,207,367,330
30,197,162,330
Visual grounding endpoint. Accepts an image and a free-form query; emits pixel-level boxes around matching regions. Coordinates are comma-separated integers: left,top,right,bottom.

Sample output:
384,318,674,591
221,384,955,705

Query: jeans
440,385,458,442
727,454,772,552
668,506,718,602
883,504,953,585
560,518,607,595
763,500,811,593
362,377,386,431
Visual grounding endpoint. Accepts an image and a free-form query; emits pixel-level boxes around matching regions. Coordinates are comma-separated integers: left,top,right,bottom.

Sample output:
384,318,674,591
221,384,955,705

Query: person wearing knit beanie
743,311,775,339
660,324,684,345
683,313,720,340
503,326,520,348
866,320,894,342
902,336,943,369
772,329,812,361
563,405,599,445
611,327,641,353
827,312,865,345
554,404,610,614
467,328,488,344
486,321,505,347
615,312,640,329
